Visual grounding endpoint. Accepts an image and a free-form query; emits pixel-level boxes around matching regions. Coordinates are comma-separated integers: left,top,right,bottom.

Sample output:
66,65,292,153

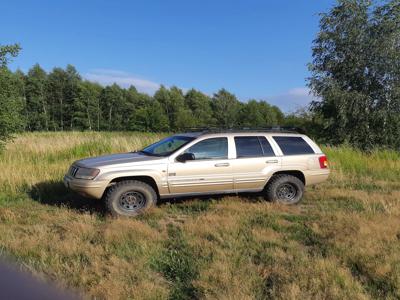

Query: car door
231,135,281,191
167,137,234,195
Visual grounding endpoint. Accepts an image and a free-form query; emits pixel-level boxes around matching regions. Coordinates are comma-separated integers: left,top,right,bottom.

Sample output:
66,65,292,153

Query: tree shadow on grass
30,180,106,216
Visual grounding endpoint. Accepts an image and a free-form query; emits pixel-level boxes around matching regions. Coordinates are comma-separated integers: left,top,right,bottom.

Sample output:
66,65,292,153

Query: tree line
1,60,286,135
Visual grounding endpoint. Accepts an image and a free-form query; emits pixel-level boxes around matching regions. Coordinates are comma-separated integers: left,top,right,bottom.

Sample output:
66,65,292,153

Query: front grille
69,166,79,177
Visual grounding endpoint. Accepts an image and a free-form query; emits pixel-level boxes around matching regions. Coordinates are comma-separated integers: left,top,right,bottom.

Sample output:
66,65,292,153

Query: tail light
319,155,328,168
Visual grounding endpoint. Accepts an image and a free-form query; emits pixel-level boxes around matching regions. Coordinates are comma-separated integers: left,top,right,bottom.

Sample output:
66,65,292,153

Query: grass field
0,132,399,299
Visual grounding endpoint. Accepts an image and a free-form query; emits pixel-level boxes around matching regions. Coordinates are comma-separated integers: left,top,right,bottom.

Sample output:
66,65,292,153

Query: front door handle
215,163,230,167
266,159,278,164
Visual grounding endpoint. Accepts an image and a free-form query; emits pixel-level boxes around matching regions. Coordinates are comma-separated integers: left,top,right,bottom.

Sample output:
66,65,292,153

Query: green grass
151,224,202,300
0,132,399,299
323,145,400,182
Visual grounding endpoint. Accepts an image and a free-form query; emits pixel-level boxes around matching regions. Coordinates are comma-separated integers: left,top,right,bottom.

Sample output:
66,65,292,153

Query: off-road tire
265,174,304,205
105,180,157,217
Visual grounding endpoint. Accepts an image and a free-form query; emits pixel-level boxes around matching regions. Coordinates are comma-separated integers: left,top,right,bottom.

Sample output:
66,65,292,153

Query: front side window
140,136,194,156
273,136,314,155
235,136,275,157
185,138,228,160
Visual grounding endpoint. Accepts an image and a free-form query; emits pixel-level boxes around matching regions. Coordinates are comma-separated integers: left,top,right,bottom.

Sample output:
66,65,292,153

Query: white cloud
287,87,310,97
84,69,160,94
265,87,319,113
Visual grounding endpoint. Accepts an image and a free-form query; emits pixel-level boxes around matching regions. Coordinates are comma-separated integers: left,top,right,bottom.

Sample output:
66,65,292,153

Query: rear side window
273,136,314,155
235,136,275,158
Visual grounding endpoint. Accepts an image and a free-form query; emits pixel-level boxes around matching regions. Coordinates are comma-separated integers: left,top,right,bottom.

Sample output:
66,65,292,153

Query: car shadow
157,192,267,206
30,180,106,216
29,181,267,216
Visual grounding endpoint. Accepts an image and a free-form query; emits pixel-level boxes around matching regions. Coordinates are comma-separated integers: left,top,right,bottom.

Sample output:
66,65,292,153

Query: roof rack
182,126,306,134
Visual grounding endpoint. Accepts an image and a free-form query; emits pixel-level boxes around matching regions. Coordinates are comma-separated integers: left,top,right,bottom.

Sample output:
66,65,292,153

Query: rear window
235,136,275,157
273,136,314,155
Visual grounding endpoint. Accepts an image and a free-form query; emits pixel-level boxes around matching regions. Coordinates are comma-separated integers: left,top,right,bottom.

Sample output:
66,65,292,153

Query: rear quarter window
273,136,314,155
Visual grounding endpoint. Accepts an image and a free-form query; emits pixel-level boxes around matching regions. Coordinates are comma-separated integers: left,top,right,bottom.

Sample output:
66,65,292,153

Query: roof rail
182,126,306,134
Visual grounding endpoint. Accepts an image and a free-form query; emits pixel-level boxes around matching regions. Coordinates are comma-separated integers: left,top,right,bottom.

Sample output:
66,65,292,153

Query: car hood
75,152,165,168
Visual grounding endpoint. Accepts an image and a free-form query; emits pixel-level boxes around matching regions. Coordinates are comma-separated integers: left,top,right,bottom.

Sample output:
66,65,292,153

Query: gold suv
64,129,330,216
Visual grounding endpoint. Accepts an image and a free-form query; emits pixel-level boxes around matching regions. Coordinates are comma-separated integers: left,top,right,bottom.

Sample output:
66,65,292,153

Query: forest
0,60,286,134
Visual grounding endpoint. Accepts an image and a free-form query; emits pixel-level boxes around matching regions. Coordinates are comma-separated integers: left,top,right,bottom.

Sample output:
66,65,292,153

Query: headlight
74,167,100,180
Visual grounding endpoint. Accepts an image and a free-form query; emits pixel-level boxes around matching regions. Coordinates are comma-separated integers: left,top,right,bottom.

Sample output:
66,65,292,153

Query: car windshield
139,136,195,157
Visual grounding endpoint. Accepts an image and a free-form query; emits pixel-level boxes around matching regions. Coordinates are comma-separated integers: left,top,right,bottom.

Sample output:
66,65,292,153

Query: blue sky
1,0,335,112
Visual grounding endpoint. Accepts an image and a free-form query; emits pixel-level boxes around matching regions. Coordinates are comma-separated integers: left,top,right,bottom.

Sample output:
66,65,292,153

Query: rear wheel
265,174,304,205
105,180,157,216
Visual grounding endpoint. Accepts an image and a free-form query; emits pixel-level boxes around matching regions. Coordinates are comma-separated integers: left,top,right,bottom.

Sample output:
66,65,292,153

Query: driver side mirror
176,152,195,163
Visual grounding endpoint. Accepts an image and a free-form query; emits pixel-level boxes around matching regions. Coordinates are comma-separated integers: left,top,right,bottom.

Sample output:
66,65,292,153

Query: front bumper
63,175,108,199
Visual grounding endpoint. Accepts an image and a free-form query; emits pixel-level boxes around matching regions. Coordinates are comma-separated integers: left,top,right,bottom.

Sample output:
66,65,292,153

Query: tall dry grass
0,132,399,299
0,131,165,196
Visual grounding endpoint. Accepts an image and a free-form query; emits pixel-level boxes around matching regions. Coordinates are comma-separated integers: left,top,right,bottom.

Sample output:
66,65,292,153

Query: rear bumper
304,169,330,185
63,175,108,199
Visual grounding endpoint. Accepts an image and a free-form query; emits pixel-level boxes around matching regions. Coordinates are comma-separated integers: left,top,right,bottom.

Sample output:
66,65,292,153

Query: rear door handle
215,163,230,167
266,159,278,164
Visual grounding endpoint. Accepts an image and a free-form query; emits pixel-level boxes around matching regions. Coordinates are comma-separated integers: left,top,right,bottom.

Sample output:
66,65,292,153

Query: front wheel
265,174,304,205
105,180,157,216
